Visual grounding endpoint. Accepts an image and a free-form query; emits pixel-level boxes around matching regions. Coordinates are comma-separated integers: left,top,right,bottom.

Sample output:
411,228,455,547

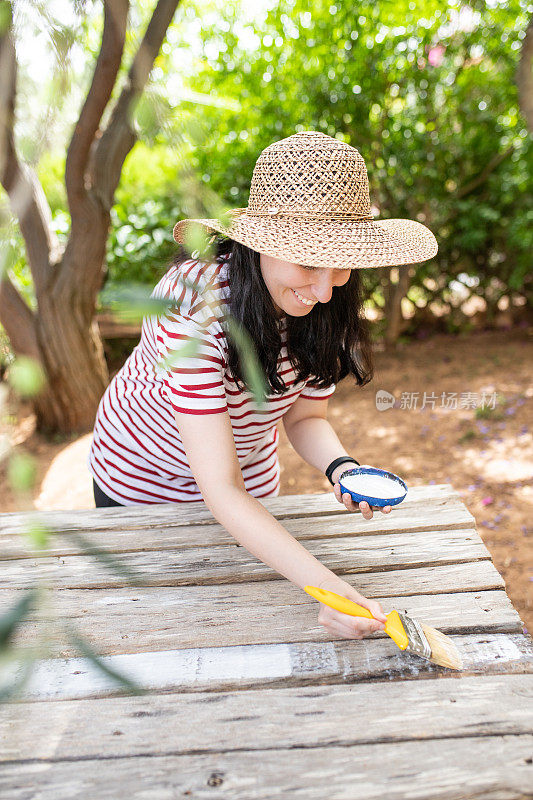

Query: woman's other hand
315,577,387,640
333,481,392,519
330,462,392,520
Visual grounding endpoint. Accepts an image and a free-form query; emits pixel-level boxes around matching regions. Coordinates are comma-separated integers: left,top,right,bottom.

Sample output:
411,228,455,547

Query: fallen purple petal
481,496,494,506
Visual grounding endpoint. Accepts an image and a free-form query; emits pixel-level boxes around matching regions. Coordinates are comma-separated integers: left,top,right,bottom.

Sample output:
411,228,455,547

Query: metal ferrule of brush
397,612,432,660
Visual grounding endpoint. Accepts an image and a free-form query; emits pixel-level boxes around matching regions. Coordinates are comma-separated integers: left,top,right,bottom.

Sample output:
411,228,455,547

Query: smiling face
259,253,352,317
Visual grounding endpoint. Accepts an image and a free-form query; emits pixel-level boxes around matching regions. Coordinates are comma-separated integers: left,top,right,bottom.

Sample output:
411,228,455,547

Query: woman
88,131,438,641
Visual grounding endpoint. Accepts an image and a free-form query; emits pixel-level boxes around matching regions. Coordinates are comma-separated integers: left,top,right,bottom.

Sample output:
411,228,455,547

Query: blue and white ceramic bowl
338,466,408,508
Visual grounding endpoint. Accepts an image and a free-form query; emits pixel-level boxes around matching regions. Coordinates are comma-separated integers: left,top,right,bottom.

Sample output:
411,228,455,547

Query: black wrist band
325,456,360,486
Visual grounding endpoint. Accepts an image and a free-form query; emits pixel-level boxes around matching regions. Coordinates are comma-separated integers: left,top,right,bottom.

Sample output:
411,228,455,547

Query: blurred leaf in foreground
64,531,146,587
177,272,268,406
0,588,38,651
67,628,146,696
25,520,51,550
0,656,35,702
157,337,201,371
0,0,12,36
7,452,37,493
100,284,175,325
224,316,268,407
7,357,47,398
182,222,215,261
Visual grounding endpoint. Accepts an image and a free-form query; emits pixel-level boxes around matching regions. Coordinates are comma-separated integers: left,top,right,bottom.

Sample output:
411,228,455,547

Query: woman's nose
310,272,334,303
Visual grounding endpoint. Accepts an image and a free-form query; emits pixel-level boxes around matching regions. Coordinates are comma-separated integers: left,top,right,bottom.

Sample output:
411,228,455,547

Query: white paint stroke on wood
1,674,532,763
0,500,473,561
0,734,531,799
8,589,522,657
5,631,531,702
0,484,459,536
0,527,490,590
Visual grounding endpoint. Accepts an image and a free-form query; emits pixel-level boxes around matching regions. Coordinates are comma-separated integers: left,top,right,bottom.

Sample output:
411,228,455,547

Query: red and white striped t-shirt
88,257,335,504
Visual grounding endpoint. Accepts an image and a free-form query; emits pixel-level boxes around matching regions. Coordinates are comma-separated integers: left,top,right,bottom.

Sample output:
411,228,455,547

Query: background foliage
2,0,532,342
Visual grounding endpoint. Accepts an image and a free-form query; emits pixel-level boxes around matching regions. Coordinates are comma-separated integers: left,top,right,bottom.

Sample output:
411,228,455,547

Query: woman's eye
301,264,317,271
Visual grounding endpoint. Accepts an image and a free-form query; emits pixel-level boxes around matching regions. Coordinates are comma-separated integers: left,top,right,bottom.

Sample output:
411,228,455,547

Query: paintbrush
304,586,463,670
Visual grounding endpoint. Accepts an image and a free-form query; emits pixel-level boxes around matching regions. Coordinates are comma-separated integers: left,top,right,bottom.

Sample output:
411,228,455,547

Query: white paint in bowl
340,472,405,500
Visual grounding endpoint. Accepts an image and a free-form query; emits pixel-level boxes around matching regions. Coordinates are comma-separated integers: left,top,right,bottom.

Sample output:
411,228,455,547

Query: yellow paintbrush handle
304,585,409,650
303,586,375,619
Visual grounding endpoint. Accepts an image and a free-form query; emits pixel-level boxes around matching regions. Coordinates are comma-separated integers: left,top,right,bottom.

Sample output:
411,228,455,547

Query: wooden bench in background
96,312,142,340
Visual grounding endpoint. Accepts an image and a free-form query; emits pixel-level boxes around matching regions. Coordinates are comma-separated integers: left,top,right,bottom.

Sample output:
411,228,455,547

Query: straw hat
173,131,438,269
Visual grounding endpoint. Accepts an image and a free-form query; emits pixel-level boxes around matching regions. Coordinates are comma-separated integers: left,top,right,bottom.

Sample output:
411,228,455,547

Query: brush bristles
421,624,463,670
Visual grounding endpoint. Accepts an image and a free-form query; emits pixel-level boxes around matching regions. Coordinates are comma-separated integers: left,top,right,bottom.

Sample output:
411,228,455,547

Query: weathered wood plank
1,674,532,763
1,735,531,799
0,483,459,535
7,587,520,656
0,499,473,560
0,527,490,589
6,631,532,701
0,559,505,610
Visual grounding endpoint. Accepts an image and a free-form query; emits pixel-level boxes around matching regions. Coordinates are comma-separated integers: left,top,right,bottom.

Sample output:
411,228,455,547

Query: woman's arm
282,395,349,475
174,408,335,590
282,396,392,518
174,408,386,636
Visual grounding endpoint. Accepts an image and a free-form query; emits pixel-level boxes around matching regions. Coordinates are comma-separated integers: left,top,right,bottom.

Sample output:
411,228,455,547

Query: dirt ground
1,327,532,631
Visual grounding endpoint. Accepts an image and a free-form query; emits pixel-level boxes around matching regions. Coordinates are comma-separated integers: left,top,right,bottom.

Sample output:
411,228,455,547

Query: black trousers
93,479,125,507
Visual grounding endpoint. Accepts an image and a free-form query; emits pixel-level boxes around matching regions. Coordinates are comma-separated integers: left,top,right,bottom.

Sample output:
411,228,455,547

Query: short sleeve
300,381,336,400
155,313,228,415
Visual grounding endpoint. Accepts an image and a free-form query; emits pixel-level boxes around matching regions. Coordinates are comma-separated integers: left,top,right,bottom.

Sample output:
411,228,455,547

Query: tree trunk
384,267,412,348
33,291,109,434
0,0,181,433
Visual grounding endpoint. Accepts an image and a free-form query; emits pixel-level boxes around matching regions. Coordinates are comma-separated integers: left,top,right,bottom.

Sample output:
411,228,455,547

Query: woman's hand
331,463,392,520
316,576,387,640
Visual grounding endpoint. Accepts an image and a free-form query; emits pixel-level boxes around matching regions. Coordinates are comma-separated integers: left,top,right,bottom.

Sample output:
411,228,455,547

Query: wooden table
1,483,532,798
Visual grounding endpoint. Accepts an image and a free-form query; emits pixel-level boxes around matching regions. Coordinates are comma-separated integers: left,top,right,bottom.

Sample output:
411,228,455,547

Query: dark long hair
172,236,374,394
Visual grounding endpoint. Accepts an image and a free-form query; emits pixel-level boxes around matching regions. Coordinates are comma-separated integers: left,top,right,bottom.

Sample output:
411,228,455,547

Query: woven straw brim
173,214,437,269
